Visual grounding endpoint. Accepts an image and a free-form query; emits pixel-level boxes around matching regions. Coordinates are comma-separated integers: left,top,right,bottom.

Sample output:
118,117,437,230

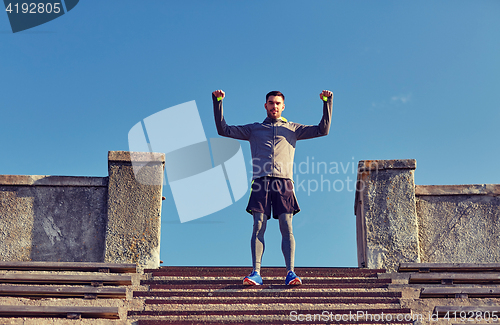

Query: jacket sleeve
295,96,333,140
213,93,251,140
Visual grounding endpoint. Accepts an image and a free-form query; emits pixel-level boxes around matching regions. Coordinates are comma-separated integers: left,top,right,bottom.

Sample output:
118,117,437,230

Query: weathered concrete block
416,185,500,263
355,159,420,272
0,176,108,262
104,151,165,269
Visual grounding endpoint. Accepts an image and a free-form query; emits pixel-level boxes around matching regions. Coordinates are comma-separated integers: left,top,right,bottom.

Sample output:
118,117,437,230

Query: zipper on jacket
272,121,276,177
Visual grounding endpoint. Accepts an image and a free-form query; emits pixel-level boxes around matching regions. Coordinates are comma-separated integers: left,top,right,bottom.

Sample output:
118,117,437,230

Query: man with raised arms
212,89,333,285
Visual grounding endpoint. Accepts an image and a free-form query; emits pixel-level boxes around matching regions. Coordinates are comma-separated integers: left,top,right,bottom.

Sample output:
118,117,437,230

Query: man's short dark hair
266,91,285,102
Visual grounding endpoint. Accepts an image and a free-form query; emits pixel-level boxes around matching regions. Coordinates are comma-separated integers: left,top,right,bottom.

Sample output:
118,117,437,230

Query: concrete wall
355,159,500,272
0,151,164,269
0,176,108,263
416,184,500,264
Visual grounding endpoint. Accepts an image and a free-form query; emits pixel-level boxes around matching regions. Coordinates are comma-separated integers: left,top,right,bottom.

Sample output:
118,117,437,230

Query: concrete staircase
4,263,500,324
128,266,413,324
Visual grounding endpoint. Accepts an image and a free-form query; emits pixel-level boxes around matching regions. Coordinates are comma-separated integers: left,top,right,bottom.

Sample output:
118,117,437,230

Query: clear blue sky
1,1,499,268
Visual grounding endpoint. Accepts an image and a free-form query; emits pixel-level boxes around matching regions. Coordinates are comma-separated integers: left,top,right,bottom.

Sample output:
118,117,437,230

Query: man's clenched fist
320,90,333,100
213,90,225,100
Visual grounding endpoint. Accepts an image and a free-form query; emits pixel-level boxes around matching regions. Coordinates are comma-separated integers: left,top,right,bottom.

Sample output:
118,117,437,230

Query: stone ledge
415,184,500,196
358,159,416,172
108,151,165,163
0,175,108,187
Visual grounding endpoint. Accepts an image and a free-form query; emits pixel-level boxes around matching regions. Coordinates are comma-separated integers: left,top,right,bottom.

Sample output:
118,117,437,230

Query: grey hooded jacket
212,93,333,180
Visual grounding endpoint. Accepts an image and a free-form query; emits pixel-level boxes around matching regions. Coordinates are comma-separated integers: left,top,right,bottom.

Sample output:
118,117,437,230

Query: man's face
264,95,285,119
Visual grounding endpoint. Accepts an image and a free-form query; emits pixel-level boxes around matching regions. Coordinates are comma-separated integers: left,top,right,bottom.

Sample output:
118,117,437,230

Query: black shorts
246,176,300,219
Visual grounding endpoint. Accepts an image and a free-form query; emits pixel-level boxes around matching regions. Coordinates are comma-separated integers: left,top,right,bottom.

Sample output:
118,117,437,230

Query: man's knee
253,213,267,233
278,213,293,235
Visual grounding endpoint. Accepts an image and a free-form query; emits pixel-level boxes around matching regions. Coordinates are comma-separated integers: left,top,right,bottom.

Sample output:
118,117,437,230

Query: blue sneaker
243,271,262,285
285,271,302,285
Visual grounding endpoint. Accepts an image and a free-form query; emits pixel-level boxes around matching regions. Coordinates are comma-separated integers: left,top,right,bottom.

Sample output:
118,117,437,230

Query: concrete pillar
355,159,420,272
104,151,165,269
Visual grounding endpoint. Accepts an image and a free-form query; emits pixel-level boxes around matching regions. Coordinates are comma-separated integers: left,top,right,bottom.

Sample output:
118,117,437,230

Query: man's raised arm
212,90,226,136
318,90,333,136
294,90,333,140
212,90,251,140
